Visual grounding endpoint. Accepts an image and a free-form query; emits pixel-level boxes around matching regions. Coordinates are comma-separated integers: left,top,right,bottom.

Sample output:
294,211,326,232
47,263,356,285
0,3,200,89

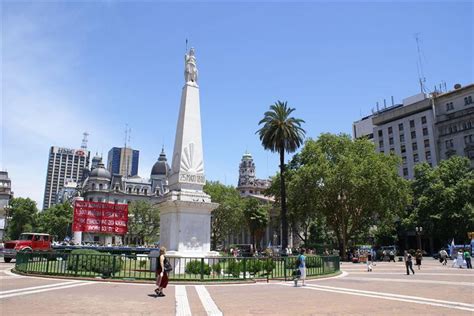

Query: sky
1,1,473,208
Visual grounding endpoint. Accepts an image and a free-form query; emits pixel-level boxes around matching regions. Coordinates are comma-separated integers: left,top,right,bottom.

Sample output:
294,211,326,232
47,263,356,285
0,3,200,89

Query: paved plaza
1,259,473,315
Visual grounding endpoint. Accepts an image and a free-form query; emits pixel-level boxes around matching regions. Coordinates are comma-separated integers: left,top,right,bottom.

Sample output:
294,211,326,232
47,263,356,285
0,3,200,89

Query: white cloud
2,5,113,208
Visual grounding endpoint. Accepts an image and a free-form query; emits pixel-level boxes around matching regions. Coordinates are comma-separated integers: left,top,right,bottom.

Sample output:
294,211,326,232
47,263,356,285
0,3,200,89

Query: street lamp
415,226,423,251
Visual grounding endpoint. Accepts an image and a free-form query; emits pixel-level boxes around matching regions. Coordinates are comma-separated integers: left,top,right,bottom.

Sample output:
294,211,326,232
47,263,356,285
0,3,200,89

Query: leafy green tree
6,197,38,240
35,202,73,240
297,134,410,258
408,156,474,246
127,200,160,245
243,198,269,250
256,101,305,249
204,181,244,249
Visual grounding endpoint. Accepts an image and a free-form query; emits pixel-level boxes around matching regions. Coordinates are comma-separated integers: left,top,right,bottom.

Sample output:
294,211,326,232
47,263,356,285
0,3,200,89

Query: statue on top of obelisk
184,47,198,85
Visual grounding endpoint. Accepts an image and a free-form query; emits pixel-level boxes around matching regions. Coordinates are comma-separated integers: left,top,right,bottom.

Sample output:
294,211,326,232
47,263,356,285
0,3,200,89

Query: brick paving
1,259,473,315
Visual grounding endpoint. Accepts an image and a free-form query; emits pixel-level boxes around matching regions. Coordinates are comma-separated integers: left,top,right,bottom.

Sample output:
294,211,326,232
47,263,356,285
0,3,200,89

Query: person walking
405,251,415,275
464,249,472,269
439,249,448,266
294,248,307,287
415,249,423,270
155,247,170,297
367,250,373,272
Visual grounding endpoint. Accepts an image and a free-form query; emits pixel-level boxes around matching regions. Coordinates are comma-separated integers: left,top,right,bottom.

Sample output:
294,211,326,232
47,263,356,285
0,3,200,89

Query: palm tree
256,101,305,250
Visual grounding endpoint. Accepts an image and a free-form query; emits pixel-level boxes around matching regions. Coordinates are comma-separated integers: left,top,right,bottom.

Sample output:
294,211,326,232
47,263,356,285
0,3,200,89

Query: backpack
295,255,302,268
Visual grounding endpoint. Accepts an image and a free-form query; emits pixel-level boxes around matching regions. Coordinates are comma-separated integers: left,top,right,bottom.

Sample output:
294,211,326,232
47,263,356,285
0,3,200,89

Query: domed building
77,149,170,245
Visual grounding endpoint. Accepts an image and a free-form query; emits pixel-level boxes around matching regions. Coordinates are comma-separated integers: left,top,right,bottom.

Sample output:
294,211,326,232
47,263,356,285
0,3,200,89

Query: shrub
245,259,263,275
67,249,122,276
225,259,241,277
261,259,276,273
185,260,211,275
212,263,222,274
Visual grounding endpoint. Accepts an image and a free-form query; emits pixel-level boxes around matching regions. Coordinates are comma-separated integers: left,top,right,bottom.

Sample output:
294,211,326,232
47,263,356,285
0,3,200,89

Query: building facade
107,147,139,177
75,149,170,244
353,83,474,179
43,147,90,210
433,84,474,165
0,171,13,240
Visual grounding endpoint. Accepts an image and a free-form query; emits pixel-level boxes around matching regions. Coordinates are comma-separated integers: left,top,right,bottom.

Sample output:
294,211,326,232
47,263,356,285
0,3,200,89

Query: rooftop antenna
185,38,188,52
415,33,427,94
81,132,89,150
124,124,131,149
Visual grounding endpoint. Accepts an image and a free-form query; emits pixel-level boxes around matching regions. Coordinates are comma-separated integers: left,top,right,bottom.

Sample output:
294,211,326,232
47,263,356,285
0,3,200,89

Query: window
99,183,103,190
401,145,406,153
445,139,454,148
413,153,419,163
398,123,404,131
403,168,409,177
400,134,405,142
388,126,393,134
402,156,407,164
446,102,454,111
378,130,383,137
425,151,431,160
411,131,416,139
389,137,394,145
424,139,430,148
464,96,473,105
421,116,427,124
423,127,429,136
390,148,395,154
464,134,474,144
380,150,384,154
379,140,384,148
410,120,415,128
144,189,148,195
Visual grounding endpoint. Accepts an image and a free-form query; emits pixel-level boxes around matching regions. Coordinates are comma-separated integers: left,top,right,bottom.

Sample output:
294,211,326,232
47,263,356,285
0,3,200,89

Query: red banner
73,201,128,235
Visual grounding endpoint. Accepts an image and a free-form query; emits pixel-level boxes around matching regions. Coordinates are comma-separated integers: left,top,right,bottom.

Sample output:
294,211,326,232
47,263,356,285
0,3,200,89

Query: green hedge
185,260,211,275
67,249,122,276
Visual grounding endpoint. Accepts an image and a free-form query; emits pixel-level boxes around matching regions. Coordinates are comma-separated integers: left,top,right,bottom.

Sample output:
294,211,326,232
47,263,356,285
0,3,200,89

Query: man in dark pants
464,249,472,269
405,252,415,275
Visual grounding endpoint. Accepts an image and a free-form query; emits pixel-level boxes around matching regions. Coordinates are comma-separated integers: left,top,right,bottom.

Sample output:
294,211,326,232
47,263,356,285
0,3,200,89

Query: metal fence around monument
14,252,340,282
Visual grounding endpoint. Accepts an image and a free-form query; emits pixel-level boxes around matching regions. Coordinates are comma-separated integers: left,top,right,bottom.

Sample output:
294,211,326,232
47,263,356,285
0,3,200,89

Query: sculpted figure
184,47,198,84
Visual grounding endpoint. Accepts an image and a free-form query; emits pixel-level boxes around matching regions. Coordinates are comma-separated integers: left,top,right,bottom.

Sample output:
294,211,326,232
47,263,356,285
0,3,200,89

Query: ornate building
237,152,270,196
73,149,170,244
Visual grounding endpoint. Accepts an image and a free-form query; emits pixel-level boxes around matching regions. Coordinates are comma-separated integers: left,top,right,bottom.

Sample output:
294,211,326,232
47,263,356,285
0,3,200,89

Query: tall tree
243,198,269,250
204,181,244,249
256,101,305,249
298,134,410,258
7,197,38,240
127,200,160,245
409,156,474,246
35,202,73,240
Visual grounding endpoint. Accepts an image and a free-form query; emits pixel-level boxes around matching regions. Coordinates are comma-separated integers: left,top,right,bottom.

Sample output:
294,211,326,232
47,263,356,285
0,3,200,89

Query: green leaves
128,200,160,245
411,156,474,244
35,202,73,240
7,197,39,240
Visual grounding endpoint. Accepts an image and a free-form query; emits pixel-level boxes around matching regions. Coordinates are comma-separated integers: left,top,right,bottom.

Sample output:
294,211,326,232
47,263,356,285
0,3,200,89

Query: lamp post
415,226,423,251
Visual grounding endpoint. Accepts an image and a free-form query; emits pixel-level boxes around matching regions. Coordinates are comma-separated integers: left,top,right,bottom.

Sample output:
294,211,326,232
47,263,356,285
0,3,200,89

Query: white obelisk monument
159,48,219,258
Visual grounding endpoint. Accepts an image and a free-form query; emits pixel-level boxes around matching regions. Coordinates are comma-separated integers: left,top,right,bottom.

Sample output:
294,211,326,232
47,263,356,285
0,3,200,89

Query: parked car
2,233,52,263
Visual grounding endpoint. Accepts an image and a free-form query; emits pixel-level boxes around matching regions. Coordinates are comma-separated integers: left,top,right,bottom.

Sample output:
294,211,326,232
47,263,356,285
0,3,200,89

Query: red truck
2,233,52,263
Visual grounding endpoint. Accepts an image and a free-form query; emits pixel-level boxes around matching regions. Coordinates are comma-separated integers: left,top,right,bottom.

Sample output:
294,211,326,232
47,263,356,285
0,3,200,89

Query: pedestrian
367,251,373,272
415,249,423,270
405,251,415,275
294,248,307,287
389,250,395,262
439,249,448,265
454,250,465,268
463,249,472,269
155,246,170,297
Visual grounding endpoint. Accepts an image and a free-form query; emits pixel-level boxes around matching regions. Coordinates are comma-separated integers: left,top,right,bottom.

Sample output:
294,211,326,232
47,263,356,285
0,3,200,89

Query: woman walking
294,248,307,287
155,247,170,297
415,249,423,270
405,251,415,275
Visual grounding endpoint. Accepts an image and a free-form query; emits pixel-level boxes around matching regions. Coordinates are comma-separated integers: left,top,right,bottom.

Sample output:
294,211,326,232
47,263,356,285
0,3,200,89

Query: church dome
151,148,170,176
89,162,111,179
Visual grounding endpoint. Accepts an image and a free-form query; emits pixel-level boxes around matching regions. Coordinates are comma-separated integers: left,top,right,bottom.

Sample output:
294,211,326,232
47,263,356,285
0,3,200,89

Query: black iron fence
14,252,340,282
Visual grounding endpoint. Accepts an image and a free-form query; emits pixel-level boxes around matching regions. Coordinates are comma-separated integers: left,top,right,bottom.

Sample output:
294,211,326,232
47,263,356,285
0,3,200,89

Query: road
1,259,473,315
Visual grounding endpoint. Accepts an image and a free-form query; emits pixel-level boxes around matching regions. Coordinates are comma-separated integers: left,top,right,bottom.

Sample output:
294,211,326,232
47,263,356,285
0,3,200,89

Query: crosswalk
175,285,223,316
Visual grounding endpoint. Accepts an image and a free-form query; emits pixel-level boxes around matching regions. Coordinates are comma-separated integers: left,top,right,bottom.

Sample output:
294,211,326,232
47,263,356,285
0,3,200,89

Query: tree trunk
279,149,288,250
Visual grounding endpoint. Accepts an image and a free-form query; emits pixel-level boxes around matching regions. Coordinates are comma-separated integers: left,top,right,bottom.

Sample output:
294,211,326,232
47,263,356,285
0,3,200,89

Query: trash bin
149,250,160,272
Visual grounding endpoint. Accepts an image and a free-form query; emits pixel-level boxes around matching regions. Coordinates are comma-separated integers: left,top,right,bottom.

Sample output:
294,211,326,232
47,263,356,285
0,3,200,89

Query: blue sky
1,1,473,208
